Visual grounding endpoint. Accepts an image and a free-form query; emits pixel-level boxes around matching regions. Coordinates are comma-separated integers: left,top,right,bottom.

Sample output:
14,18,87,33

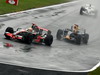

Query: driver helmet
27,28,33,32
74,24,79,29
73,24,79,33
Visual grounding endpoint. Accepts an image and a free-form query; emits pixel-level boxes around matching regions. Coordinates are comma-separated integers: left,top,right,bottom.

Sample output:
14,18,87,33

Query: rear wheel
44,35,53,46
4,27,14,39
83,34,89,44
56,29,63,40
22,33,33,44
80,7,84,15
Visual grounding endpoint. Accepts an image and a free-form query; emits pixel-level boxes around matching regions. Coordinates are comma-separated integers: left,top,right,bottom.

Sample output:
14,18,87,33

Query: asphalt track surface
0,0,100,72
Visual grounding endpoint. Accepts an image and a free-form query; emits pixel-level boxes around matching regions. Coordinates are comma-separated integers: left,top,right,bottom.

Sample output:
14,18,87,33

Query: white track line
63,61,100,72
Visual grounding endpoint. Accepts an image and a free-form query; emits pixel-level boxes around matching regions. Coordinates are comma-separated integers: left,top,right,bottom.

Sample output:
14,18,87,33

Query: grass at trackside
0,0,72,15
88,67,100,75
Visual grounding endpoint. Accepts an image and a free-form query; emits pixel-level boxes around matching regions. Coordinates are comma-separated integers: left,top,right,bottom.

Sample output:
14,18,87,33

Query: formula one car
80,4,97,17
4,24,53,46
56,26,89,45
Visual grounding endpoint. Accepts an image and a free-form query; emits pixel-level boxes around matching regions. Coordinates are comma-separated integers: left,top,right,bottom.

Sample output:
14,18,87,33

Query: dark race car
56,25,89,45
4,23,53,46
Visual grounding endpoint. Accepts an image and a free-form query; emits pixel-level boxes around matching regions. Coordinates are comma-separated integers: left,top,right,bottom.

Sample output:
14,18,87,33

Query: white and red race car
4,23,53,46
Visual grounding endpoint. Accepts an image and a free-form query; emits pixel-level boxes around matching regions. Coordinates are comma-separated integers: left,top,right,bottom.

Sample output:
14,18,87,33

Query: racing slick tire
56,29,63,40
83,34,89,44
47,30,51,35
5,27,14,33
22,33,33,44
44,35,53,46
75,34,82,45
80,7,84,15
4,27,14,39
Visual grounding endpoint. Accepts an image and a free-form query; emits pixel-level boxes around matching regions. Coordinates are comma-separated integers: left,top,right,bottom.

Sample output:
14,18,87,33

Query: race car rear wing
32,23,48,32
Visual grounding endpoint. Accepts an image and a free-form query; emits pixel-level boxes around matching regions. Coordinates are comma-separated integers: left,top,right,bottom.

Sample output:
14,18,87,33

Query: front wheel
44,35,53,46
56,29,63,40
22,33,33,44
4,27,14,39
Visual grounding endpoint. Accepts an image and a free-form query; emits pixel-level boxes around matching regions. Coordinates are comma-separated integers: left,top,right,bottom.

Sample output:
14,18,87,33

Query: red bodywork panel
5,33,22,40
37,26,48,31
5,32,43,43
32,23,48,31
34,35,43,43
6,33,13,37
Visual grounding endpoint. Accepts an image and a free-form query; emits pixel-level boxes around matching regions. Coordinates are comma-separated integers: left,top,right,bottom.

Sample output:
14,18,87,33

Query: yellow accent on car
66,35,71,40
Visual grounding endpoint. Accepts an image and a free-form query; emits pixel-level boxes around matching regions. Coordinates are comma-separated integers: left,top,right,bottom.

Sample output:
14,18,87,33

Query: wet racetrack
0,0,100,72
